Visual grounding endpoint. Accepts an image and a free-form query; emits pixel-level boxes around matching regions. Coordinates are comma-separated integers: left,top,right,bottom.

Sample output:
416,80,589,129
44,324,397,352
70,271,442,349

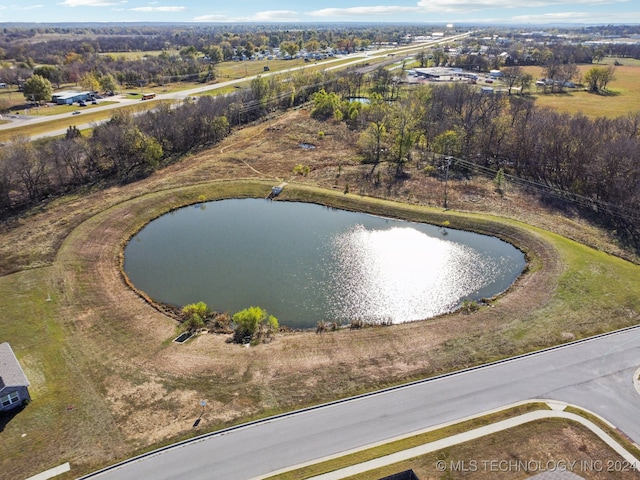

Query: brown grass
346,418,640,480
0,110,639,479
522,64,640,118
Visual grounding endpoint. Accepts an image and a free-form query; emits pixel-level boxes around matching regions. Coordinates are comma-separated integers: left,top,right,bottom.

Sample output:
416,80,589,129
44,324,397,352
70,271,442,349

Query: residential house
0,342,30,412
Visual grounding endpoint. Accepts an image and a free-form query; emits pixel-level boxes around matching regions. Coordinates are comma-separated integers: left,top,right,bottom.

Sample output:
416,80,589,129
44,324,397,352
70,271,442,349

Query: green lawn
0,102,162,143
27,101,118,117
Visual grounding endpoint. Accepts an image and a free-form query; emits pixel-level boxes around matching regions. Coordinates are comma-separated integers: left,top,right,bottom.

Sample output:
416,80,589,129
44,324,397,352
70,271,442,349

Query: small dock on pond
267,182,287,200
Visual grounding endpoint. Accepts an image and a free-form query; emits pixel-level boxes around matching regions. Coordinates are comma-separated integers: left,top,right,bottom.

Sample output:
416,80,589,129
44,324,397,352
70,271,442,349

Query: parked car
78,101,87,106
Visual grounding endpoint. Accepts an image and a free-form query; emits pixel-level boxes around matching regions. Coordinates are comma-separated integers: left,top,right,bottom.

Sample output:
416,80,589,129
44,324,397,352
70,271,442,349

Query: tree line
0,23,456,66
0,69,334,219
309,80,640,245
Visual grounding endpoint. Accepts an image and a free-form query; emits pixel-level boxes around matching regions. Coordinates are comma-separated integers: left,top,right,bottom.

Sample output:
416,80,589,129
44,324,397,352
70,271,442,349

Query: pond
123,199,525,329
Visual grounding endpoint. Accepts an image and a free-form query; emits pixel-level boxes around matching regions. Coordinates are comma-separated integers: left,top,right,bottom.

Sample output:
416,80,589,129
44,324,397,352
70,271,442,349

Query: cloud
60,0,122,6
309,6,419,17
129,6,186,12
251,10,299,21
308,0,630,17
511,10,611,22
194,10,298,22
415,0,625,13
4,3,44,9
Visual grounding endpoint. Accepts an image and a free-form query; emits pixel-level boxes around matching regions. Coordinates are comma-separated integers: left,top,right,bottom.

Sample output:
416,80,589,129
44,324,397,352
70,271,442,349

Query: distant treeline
0,23,441,65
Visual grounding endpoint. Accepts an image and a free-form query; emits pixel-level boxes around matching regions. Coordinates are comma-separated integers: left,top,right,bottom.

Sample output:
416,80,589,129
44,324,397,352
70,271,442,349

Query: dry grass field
1,65,640,479
522,62,640,118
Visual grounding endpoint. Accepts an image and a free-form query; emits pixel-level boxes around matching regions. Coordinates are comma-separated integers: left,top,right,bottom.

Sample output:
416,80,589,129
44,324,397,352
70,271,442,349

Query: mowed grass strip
267,403,640,480
27,101,119,117
266,403,550,480
0,102,167,143
342,416,640,480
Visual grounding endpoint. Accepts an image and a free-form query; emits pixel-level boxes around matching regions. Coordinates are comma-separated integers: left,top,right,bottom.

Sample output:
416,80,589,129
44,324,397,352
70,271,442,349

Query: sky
0,0,638,25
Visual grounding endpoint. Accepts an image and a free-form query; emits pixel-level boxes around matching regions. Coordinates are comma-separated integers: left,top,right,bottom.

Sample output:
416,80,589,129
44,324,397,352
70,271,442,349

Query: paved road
85,326,640,480
1,32,472,140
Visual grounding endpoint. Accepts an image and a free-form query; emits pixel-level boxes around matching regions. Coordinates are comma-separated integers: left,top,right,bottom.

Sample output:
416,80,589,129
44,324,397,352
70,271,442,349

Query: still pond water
124,199,525,329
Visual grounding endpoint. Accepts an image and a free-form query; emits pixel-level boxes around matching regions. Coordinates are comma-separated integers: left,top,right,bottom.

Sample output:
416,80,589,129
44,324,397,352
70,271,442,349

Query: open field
1,109,639,479
522,64,640,118
600,56,640,67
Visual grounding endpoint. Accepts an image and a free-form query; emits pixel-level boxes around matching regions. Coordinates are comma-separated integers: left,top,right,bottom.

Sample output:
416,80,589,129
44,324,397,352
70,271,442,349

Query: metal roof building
51,90,93,105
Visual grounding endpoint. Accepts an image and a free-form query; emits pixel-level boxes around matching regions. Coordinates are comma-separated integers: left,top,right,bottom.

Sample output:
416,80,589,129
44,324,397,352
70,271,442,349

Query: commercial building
413,67,478,82
51,90,94,105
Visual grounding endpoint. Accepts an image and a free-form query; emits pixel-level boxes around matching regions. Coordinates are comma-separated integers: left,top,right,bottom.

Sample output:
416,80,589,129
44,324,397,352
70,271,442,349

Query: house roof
0,342,30,393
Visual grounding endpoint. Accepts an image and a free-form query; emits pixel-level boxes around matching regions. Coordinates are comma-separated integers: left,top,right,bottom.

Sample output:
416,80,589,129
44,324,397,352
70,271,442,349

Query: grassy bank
1,100,639,479
1,178,639,479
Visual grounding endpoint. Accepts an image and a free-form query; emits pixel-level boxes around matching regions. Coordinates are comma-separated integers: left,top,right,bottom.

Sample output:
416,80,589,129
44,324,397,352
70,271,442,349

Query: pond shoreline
122,197,526,330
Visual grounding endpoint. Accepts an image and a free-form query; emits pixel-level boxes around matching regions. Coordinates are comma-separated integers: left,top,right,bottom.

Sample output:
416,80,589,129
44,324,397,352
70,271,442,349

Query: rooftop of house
0,342,30,392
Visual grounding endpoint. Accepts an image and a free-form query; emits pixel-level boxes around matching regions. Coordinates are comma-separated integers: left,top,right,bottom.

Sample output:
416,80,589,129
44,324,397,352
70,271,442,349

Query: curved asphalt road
85,326,640,480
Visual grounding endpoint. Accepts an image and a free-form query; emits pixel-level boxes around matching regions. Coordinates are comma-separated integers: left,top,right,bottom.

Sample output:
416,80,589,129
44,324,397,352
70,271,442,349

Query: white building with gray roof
0,342,30,412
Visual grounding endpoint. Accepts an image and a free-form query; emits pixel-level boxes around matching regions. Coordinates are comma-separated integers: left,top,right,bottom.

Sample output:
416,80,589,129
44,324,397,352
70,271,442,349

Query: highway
0,32,472,140
84,326,640,480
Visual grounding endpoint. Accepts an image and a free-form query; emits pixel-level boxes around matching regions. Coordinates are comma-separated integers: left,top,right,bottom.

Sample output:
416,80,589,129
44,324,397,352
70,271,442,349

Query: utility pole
443,156,452,209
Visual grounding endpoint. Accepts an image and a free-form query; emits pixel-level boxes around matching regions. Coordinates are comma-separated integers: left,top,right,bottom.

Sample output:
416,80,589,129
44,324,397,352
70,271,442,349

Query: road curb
299,405,640,480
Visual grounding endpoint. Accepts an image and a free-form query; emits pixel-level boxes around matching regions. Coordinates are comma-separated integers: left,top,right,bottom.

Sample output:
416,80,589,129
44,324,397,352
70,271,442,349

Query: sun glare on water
328,226,490,323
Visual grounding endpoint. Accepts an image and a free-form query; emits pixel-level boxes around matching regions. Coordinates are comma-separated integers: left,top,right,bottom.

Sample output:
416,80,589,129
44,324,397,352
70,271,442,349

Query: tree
182,301,210,332
33,65,63,88
494,168,506,195
502,66,522,95
99,73,117,94
279,41,299,57
8,136,50,202
389,102,417,177
251,75,270,110
22,74,52,104
310,89,341,120
179,45,198,59
415,50,427,68
90,112,163,181
433,129,461,158
207,45,224,64
79,72,100,92
231,306,278,345
583,66,616,93
305,39,320,53
518,72,534,95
